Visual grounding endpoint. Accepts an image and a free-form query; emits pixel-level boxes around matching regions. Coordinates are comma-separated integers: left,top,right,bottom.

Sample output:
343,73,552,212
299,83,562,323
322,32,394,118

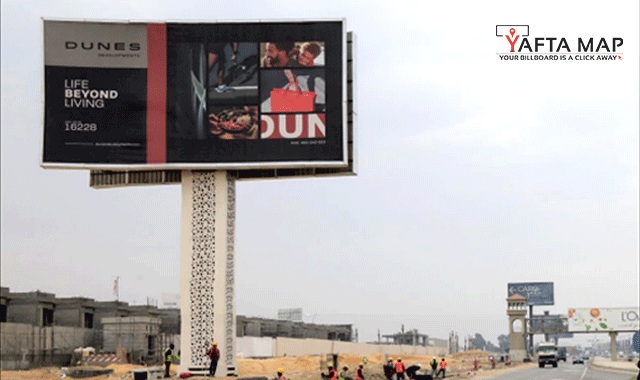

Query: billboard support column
179,171,237,376
609,331,618,361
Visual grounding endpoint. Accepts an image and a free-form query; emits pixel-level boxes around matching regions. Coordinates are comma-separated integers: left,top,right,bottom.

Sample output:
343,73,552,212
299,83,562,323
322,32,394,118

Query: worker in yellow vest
164,343,175,378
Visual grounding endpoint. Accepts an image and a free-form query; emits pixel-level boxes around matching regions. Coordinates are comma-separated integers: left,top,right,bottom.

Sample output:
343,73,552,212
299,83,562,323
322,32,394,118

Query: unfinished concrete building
0,287,10,323
5,290,56,327
102,316,161,361
54,297,96,328
382,329,429,346
236,315,352,341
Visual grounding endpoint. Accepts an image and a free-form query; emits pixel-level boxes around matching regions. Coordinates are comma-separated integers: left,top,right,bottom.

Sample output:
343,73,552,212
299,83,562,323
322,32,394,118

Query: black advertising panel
42,20,347,170
507,282,554,306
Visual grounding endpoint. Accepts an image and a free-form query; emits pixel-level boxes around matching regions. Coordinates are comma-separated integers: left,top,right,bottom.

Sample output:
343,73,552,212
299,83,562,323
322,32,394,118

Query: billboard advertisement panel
42,19,347,170
568,307,639,332
277,308,303,322
529,314,569,334
507,282,554,306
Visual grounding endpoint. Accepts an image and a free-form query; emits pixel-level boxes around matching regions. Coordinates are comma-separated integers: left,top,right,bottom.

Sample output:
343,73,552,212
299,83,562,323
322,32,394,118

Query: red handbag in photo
270,81,316,112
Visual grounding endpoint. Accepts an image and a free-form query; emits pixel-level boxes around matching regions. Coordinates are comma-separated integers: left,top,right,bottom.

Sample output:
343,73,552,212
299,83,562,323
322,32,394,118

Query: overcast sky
1,0,638,347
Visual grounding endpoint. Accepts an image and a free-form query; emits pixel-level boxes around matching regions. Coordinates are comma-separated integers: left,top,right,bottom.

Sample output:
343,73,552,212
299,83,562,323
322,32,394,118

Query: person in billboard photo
261,42,303,68
208,105,259,140
291,42,323,67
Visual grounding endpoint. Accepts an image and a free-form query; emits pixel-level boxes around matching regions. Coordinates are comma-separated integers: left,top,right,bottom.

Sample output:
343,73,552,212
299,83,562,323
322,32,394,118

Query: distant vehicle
537,342,558,368
582,355,589,361
572,356,584,364
557,347,567,362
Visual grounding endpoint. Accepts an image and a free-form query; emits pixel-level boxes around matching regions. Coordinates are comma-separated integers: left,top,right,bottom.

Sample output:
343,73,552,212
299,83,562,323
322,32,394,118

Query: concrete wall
0,323,101,370
235,337,447,359
6,304,38,325
55,308,83,328
237,337,274,358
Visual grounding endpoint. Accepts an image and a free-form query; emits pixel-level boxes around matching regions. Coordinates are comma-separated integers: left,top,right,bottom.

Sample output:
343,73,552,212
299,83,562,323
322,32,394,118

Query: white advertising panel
277,308,303,322
161,292,180,308
568,307,639,332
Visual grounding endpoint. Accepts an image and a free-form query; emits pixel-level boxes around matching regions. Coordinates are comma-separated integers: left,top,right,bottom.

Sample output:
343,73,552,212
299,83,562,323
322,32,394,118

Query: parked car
572,356,584,364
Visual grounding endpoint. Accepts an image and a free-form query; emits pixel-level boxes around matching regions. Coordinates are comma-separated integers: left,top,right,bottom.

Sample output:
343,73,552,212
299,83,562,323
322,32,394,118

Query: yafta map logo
496,25,623,61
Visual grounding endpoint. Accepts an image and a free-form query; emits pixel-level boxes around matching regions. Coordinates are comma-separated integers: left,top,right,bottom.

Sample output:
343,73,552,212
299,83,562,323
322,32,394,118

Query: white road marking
578,366,588,380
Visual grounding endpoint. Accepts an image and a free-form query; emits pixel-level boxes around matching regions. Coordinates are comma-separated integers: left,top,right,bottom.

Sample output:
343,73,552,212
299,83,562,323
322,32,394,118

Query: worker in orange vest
355,363,364,380
436,358,447,379
206,341,220,377
395,359,406,380
323,364,337,380
277,368,286,380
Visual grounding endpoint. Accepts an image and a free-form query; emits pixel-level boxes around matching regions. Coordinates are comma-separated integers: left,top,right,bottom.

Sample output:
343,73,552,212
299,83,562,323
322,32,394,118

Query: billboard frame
40,18,351,172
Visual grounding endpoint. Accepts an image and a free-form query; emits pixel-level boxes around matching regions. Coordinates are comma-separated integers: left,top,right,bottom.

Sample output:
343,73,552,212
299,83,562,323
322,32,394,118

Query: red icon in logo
506,28,519,52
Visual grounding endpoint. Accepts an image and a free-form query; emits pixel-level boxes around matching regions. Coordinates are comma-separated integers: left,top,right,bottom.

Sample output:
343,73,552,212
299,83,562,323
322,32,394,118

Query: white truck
537,342,558,368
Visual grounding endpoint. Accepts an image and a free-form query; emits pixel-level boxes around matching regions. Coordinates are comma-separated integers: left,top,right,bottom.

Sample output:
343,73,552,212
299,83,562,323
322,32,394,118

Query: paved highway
478,360,635,380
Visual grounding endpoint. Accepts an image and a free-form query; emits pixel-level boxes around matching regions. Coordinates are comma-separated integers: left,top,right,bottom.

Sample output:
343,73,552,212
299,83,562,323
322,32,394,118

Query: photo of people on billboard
260,41,325,68
260,68,325,113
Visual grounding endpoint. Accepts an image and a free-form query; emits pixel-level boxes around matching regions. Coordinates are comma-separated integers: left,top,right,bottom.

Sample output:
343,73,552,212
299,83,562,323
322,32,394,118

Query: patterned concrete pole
178,171,237,376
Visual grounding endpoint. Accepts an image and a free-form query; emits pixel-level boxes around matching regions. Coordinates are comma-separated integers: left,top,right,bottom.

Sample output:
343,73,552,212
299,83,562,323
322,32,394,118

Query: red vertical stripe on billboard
147,24,167,164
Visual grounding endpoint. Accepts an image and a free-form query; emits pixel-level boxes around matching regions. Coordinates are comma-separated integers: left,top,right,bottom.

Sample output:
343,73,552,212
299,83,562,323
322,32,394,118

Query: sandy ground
0,351,534,380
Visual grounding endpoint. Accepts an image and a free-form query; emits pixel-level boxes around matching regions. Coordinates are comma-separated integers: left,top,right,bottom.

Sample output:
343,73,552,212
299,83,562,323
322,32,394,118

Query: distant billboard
161,292,180,308
529,314,569,334
42,19,348,171
568,308,639,333
277,308,303,322
507,282,554,306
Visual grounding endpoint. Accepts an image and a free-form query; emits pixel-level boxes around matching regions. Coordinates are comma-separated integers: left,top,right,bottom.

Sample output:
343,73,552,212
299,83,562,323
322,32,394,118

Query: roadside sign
507,282,554,306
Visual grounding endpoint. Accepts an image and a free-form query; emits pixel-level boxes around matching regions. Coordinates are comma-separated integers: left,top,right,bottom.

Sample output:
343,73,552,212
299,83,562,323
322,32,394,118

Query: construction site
1,351,528,380
0,287,533,379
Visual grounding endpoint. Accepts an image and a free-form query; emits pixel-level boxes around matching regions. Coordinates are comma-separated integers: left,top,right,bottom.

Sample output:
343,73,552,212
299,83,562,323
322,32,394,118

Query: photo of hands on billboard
170,42,259,141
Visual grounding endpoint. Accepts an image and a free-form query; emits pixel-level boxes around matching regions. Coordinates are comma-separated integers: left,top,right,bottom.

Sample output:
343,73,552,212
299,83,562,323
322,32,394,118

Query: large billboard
568,307,639,333
42,19,348,170
507,282,554,306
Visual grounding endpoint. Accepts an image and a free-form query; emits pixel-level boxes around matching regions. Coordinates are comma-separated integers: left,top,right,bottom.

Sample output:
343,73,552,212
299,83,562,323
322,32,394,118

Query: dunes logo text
496,25,623,61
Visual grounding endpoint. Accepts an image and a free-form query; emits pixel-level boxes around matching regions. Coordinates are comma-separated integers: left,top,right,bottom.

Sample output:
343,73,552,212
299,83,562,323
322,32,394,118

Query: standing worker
429,357,437,377
206,341,220,377
395,359,406,380
164,343,175,378
277,368,286,380
356,363,365,380
383,358,395,380
436,358,447,379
